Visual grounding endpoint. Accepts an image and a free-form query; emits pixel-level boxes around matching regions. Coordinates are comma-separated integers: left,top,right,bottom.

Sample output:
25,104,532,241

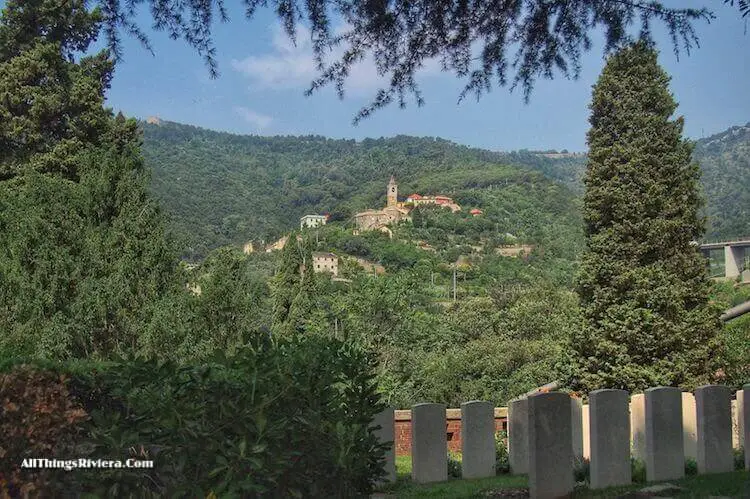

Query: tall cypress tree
0,0,180,359
569,41,721,393
271,233,318,336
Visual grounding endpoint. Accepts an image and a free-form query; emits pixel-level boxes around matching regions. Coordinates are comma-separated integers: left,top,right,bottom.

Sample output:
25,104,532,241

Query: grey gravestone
590,389,631,489
460,400,495,478
736,390,747,456
743,385,750,471
372,407,396,483
508,397,529,474
645,387,684,482
411,403,447,483
695,385,733,474
528,392,574,499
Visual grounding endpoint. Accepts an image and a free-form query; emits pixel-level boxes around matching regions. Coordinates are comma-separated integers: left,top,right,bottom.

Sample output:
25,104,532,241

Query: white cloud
230,23,442,96
233,106,273,130
231,25,317,89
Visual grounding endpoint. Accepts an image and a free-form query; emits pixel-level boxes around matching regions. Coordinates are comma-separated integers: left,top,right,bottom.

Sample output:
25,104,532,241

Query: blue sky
98,2,750,151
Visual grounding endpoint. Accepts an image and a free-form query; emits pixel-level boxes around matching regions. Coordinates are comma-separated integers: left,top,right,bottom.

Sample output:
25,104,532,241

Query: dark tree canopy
0,0,180,359
566,41,722,393
65,0,747,123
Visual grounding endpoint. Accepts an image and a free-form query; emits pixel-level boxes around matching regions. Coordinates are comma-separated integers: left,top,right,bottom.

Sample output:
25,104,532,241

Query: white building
300,214,327,229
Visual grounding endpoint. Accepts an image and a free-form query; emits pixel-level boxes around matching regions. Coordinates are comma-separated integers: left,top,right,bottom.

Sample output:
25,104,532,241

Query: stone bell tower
387,175,398,207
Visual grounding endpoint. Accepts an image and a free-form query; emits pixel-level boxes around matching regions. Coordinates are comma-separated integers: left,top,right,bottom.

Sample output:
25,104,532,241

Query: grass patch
379,467,750,498
385,453,527,498
576,471,750,498
396,455,412,478
378,474,528,498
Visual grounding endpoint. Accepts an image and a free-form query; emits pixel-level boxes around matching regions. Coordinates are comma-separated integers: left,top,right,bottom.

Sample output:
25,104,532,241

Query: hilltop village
295,176,466,237
253,176,528,279
352,175,463,233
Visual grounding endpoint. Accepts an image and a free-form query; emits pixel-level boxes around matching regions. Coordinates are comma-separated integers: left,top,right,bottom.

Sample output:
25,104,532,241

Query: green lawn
378,473,527,498
378,460,750,499
576,472,750,498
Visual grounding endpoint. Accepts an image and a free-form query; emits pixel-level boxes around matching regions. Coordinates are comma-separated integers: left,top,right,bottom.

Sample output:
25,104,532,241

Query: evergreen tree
192,247,270,351
271,233,318,336
568,41,722,393
0,0,180,359
0,0,113,180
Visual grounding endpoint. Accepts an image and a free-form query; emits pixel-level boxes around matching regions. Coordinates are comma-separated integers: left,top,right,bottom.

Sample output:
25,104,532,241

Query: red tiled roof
407,193,423,200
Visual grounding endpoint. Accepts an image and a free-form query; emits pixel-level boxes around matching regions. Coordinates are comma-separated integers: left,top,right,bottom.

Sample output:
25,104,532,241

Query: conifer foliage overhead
75,0,749,123
567,41,721,393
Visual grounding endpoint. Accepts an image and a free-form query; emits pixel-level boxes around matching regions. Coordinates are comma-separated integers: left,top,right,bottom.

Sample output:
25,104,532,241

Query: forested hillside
142,120,750,260
142,120,583,261
139,121,595,406
693,124,750,240
507,124,750,241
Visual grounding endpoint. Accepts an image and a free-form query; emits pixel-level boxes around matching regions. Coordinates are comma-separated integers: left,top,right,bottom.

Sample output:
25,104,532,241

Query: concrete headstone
645,387,684,482
743,385,750,471
411,403,447,483
732,398,742,449
571,396,584,464
736,390,747,454
682,392,697,460
630,393,646,463
508,397,529,475
461,401,495,479
695,385,733,474
589,389,631,489
528,392,574,499
582,404,591,460
372,407,396,483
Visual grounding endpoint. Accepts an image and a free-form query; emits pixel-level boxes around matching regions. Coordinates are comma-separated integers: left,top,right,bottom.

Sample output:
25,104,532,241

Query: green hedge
0,335,388,498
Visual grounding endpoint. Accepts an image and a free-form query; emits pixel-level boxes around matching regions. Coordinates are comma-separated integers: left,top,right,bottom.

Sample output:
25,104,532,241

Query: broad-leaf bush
0,335,387,498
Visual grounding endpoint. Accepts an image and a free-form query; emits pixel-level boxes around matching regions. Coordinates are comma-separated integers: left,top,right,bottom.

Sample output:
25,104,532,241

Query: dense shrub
631,458,646,483
734,447,744,471
447,452,462,478
573,456,589,484
494,431,510,474
684,458,698,476
0,335,387,498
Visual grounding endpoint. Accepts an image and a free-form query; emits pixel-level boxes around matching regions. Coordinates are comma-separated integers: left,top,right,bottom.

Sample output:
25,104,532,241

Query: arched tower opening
387,175,397,207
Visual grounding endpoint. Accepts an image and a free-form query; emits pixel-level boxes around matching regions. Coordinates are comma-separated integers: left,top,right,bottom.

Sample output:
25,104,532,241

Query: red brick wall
394,408,508,456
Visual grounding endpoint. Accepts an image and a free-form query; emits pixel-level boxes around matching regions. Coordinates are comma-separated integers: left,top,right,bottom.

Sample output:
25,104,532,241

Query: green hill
137,120,750,406
141,119,750,261
141,121,583,262
506,123,750,241
693,123,750,240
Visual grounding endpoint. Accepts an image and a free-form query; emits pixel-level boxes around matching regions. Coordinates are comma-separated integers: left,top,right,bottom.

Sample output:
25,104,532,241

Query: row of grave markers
372,385,750,498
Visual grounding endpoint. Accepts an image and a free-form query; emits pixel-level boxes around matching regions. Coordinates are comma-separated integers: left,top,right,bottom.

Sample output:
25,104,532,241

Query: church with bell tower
353,174,410,232
387,175,398,207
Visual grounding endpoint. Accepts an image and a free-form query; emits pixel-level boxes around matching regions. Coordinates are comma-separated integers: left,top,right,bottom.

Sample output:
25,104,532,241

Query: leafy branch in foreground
39,1,750,123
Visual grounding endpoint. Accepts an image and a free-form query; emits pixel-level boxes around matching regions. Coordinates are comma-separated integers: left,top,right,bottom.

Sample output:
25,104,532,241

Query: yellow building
313,252,338,276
